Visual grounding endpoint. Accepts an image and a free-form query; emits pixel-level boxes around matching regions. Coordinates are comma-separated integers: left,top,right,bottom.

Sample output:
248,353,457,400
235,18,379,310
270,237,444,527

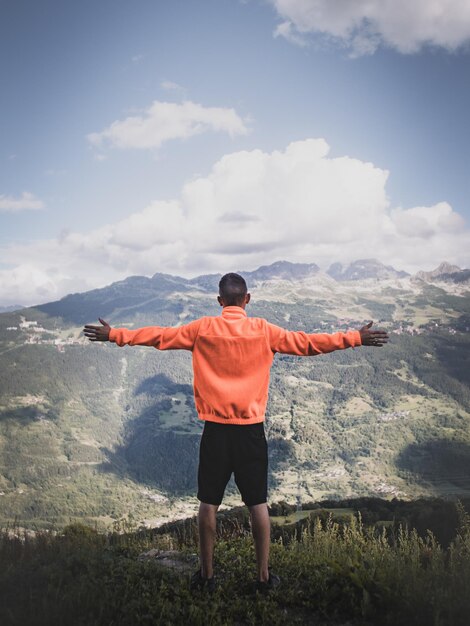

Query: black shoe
190,569,216,593
255,571,281,594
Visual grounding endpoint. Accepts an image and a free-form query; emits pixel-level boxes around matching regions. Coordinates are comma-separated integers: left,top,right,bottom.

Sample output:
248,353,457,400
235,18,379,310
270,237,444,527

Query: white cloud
0,265,68,305
1,138,469,306
269,0,470,55
0,192,45,212
273,21,308,46
87,100,249,151
391,202,465,239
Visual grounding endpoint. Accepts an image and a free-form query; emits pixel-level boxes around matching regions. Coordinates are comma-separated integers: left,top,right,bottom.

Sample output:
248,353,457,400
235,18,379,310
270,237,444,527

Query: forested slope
0,260,469,529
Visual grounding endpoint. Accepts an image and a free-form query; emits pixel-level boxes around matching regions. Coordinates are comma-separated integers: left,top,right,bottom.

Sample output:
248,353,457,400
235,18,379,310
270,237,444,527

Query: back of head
219,272,247,306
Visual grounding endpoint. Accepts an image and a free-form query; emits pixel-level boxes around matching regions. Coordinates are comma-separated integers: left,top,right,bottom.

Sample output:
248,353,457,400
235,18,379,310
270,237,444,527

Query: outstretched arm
267,323,361,355
83,317,202,350
267,320,388,355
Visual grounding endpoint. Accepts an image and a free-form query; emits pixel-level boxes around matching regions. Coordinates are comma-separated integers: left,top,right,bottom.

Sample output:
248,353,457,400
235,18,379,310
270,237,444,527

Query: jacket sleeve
109,318,202,351
266,322,362,356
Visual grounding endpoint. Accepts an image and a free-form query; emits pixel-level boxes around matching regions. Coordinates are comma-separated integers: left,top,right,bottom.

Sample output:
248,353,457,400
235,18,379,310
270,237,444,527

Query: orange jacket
109,306,361,425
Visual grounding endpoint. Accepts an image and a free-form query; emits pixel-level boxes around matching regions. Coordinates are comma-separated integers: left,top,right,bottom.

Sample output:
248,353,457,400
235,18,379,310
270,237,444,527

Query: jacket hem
198,414,265,425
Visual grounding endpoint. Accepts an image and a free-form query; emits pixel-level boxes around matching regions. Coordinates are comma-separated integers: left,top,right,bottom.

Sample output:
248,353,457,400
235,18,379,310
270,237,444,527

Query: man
84,272,388,592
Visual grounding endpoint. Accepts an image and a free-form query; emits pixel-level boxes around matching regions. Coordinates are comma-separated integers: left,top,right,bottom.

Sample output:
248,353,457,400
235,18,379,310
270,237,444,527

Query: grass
1,504,470,625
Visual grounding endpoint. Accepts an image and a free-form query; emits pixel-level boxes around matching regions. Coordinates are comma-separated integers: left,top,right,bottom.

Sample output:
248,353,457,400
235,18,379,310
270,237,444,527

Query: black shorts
197,420,268,507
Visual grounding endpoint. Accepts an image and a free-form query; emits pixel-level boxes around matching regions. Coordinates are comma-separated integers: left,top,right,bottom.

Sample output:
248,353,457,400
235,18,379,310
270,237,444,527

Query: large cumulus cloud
0,138,468,306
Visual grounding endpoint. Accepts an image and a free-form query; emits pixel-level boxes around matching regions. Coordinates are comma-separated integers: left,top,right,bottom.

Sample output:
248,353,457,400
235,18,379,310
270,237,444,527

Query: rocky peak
415,262,461,281
327,259,408,281
241,260,320,283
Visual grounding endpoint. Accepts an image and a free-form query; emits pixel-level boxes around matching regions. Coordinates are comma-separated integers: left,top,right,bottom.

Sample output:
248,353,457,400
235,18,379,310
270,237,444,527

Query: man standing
84,272,388,592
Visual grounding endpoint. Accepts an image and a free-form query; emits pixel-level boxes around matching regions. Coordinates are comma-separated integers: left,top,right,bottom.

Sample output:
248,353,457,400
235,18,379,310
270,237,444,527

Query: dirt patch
138,549,197,573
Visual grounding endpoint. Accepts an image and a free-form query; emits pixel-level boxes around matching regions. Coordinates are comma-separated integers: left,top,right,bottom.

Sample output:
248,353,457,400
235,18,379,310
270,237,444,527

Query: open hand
83,318,111,342
359,321,389,347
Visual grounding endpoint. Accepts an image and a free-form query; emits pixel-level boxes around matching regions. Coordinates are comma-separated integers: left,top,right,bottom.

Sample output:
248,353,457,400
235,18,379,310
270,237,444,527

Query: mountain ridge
22,258,468,321
327,259,409,281
415,261,470,285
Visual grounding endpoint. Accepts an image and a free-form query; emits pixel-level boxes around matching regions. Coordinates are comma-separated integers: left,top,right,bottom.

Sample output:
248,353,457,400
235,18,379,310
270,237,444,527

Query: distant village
6,317,83,351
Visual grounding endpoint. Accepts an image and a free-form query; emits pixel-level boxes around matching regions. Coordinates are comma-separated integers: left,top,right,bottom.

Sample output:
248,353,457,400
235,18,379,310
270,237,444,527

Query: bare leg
249,502,271,582
198,501,218,578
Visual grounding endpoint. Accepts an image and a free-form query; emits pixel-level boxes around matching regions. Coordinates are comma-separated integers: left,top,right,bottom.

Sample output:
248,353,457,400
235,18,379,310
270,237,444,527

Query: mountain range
0,258,469,530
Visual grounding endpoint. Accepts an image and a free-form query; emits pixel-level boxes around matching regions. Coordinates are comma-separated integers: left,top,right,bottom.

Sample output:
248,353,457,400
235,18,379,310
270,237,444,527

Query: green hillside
2,501,470,625
0,264,469,529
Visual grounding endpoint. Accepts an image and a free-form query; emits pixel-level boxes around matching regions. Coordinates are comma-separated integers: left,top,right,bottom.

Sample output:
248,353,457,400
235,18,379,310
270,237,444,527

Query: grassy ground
1,505,470,625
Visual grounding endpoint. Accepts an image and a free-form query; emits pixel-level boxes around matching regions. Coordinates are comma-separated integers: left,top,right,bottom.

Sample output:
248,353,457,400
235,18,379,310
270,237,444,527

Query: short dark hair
219,273,247,306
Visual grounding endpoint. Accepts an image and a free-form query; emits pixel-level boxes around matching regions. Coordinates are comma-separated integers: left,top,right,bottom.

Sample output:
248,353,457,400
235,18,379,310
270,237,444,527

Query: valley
0,259,469,530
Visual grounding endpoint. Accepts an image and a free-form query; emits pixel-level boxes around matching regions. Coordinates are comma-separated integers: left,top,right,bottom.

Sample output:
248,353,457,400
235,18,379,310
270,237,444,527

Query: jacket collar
221,306,247,318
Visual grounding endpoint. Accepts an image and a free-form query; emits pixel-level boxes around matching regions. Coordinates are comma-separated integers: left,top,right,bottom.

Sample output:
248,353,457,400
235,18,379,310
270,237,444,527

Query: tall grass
1,504,469,625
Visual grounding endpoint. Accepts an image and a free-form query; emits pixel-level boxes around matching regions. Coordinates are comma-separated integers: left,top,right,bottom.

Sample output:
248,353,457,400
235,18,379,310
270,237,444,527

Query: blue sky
1,0,470,305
